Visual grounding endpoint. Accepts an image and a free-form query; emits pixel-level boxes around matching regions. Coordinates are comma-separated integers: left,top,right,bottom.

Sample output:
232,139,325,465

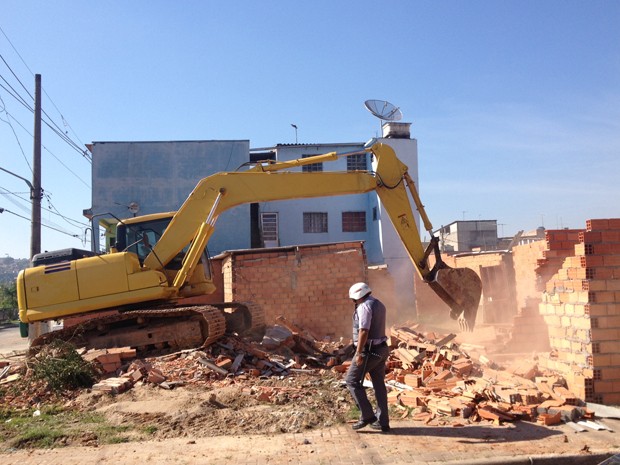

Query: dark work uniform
345,295,390,428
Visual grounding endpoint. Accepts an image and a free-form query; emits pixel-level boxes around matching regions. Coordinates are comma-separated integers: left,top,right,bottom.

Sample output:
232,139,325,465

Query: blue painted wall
89,136,419,273
90,140,250,254
256,143,385,264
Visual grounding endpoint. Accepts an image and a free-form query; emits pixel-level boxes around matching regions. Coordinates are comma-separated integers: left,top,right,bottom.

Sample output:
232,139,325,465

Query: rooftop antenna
364,99,402,134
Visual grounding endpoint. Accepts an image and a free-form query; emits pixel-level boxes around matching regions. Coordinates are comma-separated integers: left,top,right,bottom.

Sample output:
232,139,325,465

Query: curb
435,452,614,465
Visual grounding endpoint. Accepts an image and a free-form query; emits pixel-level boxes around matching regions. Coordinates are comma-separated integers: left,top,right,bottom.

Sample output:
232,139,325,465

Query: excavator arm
18,142,480,332
143,142,481,329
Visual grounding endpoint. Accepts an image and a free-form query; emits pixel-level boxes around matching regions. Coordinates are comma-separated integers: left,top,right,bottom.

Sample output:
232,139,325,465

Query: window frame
303,212,328,233
346,153,368,171
301,154,323,172
341,211,367,232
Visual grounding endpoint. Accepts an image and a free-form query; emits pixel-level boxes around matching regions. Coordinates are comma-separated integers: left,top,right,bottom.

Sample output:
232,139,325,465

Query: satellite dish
128,202,140,215
364,99,402,122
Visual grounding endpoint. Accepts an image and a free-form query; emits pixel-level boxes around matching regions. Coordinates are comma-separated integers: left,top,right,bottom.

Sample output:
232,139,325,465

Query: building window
304,212,328,233
347,153,367,171
260,212,278,247
342,211,366,232
302,154,323,172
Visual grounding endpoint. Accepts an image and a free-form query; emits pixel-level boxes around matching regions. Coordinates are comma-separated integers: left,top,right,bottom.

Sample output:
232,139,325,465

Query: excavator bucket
427,266,482,331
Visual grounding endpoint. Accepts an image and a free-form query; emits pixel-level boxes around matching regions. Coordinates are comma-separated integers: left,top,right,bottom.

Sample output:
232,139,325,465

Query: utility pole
31,74,42,260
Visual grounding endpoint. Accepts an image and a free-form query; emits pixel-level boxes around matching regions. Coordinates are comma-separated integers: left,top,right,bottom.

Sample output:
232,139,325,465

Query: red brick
604,255,620,267
602,231,620,242
600,367,620,380
580,256,605,267
594,380,615,393
587,219,610,231
601,393,620,404
580,231,602,243
591,328,620,341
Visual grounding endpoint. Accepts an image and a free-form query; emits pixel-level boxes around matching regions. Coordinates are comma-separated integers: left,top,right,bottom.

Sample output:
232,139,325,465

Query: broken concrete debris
0,319,605,430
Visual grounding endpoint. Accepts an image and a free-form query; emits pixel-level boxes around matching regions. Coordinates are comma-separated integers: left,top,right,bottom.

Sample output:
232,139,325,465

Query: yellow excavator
17,142,482,351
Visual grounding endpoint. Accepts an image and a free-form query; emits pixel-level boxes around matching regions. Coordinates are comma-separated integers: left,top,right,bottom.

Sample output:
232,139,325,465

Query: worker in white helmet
345,282,390,433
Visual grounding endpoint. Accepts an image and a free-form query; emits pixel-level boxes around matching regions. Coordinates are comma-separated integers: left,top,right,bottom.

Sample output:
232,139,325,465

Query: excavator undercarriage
30,302,265,353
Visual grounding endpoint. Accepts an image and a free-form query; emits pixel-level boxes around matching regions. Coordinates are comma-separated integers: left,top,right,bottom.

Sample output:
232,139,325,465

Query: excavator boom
18,142,482,344
141,142,481,329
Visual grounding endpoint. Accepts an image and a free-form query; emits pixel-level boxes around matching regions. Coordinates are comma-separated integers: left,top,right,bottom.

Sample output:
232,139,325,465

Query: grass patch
0,405,138,449
142,425,158,435
346,404,361,421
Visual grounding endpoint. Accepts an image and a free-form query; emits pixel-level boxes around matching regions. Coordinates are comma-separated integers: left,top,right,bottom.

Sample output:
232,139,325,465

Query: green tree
0,282,18,321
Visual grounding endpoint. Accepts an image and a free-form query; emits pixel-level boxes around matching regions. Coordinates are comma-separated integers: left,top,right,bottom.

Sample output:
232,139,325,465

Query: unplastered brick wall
512,240,546,311
506,233,580,352
221,242,367,340
538,219,620,404
537,229,582,291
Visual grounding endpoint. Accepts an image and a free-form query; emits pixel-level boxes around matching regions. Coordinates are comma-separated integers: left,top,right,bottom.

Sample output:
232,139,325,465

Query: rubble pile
386,324,594,427
0,319,605,430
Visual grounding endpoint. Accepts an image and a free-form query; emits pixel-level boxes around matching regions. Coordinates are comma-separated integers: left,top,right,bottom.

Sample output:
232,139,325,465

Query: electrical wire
0,74,33,111
0,186,89,229
43,192,90,229
0,207,79,238
0,41,92,162
0,74,91,163
0,26,91,160
0,95,32,172
1,110,91,187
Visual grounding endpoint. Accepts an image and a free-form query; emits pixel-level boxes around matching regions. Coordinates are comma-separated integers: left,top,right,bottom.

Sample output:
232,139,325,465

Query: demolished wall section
506,230,582,352
221,242,367,339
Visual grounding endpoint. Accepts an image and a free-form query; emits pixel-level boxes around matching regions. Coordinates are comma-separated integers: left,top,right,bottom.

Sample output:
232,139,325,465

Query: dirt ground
2,324,620,465
76,372,351,440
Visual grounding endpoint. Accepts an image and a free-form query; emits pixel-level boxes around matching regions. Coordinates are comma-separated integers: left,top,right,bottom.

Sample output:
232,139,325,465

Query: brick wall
506,239,556,353
538,219,620,404
221,242,367,339
512,240,546,311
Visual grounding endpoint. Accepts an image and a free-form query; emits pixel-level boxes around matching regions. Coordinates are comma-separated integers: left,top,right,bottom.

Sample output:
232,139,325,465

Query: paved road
0,324,27,358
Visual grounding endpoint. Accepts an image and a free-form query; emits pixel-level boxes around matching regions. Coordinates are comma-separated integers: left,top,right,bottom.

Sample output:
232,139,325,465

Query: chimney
382,122,411,139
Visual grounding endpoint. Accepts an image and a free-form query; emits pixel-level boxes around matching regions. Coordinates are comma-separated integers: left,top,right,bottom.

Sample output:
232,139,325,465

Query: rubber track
31,305,226,350
240,301,266,330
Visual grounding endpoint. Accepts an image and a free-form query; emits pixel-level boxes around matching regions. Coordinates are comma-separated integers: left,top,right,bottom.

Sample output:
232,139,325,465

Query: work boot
351,416,377,430
370,421,391,433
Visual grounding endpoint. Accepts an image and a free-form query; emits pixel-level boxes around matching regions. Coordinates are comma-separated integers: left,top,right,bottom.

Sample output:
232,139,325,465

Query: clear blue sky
1,1,619,258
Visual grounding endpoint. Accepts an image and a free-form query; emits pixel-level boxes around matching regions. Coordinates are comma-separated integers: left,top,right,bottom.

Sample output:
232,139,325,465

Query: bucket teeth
428,266,482,332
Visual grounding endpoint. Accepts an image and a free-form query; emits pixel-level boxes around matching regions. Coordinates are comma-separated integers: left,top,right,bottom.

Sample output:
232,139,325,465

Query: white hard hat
349,282,372,300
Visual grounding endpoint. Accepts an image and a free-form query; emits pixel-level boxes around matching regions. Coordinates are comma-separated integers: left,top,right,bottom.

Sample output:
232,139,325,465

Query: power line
0,207,79,238
43,192,90,229
2,110,91,187
0,95,32,172
0,185,89,229
0,73,91,163
0,26,89,154
0,72,33,111
0,38,92,162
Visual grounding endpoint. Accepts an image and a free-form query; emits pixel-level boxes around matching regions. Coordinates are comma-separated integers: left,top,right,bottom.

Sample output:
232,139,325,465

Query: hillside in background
0,257,29,283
